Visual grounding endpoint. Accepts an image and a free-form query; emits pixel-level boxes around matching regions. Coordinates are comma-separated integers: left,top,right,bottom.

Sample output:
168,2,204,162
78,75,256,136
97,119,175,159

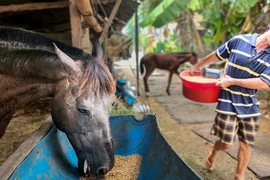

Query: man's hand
215,76,233,88
189,66,200,75
189,51,218,76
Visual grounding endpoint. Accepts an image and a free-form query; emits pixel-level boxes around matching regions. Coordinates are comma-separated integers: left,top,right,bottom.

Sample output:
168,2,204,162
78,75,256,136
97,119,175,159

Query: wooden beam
69,0,91,53
99,0,123,43
0,1,69,14
69,0,83,48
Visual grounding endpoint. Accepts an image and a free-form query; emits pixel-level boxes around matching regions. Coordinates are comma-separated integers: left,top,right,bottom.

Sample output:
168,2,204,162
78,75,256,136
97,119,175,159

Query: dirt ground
146,96,267,180
0,61,270,180
0,99,52,165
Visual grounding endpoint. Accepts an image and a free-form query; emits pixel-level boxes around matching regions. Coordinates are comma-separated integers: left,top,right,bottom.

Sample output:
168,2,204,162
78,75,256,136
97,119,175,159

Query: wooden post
81,28,92,53
69,0,83,48
69,0,91,53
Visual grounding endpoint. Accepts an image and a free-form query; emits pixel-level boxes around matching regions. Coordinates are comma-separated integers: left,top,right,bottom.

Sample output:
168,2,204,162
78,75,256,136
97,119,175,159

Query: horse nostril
97,166,109,176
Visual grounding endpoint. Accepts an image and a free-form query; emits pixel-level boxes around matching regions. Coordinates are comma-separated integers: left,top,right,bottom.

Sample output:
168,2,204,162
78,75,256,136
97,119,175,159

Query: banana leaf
139,0,190,28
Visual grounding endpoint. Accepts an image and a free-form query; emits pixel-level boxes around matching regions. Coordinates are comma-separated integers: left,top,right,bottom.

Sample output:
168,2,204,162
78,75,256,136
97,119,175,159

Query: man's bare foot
205,143,215,171
235,174,244,180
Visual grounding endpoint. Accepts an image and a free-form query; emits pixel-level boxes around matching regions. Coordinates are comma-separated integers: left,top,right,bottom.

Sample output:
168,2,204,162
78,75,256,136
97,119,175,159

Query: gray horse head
51,42,115,177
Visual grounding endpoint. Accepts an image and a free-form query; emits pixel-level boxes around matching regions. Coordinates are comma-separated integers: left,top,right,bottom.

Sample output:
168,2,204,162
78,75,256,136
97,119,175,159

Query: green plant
152,34,184,53
110,106,139,116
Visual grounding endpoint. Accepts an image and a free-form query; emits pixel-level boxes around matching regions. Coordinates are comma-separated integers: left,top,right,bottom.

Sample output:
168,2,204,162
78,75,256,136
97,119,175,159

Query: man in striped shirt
190,28,270,180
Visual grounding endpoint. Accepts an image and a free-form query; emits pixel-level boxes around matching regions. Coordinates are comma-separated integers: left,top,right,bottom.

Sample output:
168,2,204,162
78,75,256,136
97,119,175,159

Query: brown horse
140,52,198,95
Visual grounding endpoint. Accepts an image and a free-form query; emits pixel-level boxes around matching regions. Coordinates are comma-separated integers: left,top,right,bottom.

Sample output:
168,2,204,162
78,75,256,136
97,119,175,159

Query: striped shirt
215,33,270,118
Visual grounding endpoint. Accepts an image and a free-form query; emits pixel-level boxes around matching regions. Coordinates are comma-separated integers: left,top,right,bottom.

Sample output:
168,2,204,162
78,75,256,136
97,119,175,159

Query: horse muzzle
78,148,115,177
67,134,115,177
80,157,114,177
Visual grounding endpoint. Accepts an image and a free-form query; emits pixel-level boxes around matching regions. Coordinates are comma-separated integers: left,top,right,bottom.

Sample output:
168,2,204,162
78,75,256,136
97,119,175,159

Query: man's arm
190,51,219,74
216,77,270,90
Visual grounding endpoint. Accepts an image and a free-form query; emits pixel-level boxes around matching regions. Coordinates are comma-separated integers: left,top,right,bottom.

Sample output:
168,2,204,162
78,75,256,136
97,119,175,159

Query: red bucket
179,70,221,103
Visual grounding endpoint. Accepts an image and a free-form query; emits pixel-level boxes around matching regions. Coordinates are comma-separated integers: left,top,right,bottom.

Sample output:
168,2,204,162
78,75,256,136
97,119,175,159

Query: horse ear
53,43,82,76
92,41,103,59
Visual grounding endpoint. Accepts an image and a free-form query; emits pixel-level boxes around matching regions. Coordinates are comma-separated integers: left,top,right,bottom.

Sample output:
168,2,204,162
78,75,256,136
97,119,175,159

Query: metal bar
135,0,140,96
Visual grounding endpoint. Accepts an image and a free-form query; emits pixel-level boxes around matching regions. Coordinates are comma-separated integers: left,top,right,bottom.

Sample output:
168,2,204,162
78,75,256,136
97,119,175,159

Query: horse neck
0,51,63,116
0,49,66,115
176,54,192,64
0,48,68,80
0,74,55,118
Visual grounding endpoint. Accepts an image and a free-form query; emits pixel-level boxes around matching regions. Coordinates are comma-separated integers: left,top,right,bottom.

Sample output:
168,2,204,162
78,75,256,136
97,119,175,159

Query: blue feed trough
0,114,202,180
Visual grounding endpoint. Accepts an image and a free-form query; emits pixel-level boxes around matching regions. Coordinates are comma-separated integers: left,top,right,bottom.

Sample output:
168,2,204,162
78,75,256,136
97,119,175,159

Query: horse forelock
76,61,115,97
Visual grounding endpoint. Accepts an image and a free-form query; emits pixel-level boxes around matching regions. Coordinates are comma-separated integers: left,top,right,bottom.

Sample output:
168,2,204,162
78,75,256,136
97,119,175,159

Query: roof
0,0,139,33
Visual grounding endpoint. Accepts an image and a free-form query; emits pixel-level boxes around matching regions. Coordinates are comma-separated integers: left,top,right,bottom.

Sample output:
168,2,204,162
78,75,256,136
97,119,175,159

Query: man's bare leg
205,140,232,170
234,141,251,180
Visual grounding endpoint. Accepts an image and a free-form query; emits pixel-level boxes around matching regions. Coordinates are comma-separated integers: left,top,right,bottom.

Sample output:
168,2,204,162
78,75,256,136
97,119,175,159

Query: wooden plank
99,0,123,43
69,0,83,48
81,28,91,53
0,1,69,14
69,0,91,52
0,117,54,180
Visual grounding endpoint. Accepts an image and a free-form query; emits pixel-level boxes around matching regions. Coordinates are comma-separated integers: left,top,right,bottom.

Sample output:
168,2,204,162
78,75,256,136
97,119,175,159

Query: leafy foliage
188,0,261,45
139,0,190,28
124,0,269,56
152,34,183,53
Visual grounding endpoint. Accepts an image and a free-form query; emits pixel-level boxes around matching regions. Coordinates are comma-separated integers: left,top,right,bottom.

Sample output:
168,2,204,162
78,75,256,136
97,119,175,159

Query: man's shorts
210,113,260,145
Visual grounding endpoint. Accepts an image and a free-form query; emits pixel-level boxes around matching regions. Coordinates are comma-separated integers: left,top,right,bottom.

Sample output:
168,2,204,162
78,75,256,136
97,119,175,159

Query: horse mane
173,52,197,56
171,52,197,59
0,27,90,60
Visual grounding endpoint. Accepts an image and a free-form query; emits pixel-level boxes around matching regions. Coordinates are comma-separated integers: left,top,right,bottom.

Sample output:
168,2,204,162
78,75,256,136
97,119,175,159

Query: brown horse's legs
143,66,155,95
166,72,174,95
166,70,180,95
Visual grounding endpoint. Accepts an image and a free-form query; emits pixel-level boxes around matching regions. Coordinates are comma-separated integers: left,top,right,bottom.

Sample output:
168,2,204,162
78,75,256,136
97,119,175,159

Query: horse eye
78,108,89,116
